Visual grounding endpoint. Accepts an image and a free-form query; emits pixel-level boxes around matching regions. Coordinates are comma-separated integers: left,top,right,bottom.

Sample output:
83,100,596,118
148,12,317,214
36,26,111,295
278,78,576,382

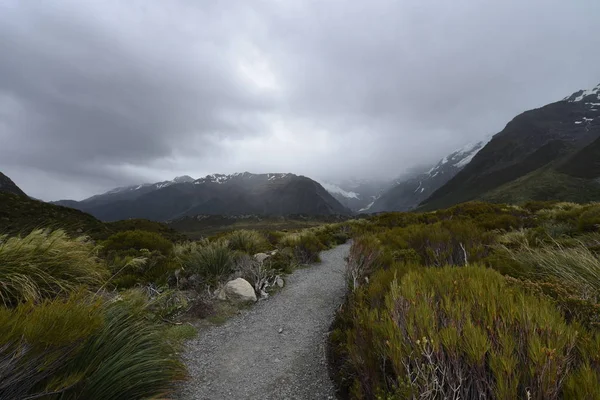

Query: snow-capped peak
200,174,233,184
173,175,195,183
426,138,490,177
564,83,600,102
193,172,293,185
321,182,360,199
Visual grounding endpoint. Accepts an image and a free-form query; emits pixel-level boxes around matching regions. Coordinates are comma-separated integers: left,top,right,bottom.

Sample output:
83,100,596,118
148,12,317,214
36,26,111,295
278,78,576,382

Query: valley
1,11,600,397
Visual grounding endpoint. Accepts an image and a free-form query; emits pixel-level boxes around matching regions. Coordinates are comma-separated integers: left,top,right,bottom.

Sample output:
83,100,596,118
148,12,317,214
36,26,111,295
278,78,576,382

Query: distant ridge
0,171,27,197
365,140,488,213
53,172,351,221
420,82,600,209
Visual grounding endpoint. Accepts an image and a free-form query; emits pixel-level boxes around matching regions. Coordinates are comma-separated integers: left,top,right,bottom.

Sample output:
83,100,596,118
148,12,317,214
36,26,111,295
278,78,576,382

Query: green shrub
225,229,270,254
339,266,592,399
266,247,296,274
279,232,325,264
346,235,383,290
105,248,178,289
105,219,186,242
522,200,559,213
102,230,173,254
264,230,285,246
578,205,600,232
377,220,493,267
0,229,107,306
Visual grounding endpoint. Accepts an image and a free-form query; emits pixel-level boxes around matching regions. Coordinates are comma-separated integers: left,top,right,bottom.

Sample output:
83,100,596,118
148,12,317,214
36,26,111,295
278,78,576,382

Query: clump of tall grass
60,300,186,399
225,229,270,254
0,293,103,398
499,240,600,301
0,229,189,399
0,229,107,306
174,240,234,285
0,295,186,399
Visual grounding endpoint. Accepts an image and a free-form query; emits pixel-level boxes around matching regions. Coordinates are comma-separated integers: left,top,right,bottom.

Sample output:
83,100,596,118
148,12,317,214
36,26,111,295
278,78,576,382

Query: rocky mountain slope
421,83,600,209
0,172,27,197
55,172,351,221
364,141,487,213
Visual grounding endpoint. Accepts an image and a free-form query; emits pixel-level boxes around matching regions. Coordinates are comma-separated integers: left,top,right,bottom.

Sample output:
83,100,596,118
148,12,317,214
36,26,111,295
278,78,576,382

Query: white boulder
219,278,257,303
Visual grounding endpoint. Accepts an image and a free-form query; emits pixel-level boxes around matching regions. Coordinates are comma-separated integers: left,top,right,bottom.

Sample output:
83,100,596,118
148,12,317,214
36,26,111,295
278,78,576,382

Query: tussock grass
61,301,186,399
225,229,270,254
0,229,189,399
0,229,107,306
174,240,234,284
500,240,600,300
1,296,187,399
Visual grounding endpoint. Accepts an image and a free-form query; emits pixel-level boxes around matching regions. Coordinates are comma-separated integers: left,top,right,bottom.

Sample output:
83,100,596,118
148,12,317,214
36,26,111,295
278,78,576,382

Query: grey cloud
0,0,599,200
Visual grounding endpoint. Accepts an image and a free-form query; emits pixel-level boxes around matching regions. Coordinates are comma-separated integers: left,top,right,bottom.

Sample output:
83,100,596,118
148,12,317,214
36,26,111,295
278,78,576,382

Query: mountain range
52,172,351,221
3,82,600,224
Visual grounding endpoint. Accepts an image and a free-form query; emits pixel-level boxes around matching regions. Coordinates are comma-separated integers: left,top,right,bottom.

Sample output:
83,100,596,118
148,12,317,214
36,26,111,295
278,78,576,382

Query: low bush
266,247,297,274
313,224,350,248
578,205,600,232
345,235,382,290
337,266,595,399
0,229,107,306
236,254,279,294
101,230,173,254
264,230,285,246
279,231,325,264
377,220,494,267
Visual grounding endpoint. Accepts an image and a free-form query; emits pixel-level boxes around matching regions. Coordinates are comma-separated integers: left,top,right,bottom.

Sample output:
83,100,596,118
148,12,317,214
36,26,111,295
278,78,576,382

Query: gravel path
177,243,350,400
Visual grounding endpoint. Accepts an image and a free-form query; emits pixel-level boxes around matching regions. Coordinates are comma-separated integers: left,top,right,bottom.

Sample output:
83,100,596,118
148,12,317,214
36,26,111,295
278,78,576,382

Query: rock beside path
218,278,257,303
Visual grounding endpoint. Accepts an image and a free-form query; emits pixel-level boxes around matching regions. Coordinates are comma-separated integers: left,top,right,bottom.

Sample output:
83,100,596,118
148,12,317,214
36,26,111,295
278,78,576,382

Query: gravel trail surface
177,243,350,400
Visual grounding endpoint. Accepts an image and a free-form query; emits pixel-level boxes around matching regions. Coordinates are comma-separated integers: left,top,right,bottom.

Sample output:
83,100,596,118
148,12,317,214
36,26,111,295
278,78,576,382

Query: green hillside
0,192,184,241
481,167,600,205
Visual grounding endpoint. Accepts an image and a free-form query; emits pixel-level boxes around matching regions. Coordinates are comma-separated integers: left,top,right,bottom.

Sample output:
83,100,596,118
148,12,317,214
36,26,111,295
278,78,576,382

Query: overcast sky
1,0,599,201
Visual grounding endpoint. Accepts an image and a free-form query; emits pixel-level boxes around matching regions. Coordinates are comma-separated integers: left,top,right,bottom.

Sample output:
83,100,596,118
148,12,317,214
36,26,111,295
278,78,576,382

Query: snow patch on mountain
358,195,380,212
321,182,360,199
426,139,488,178
564,83,600,102
454,146,480,168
